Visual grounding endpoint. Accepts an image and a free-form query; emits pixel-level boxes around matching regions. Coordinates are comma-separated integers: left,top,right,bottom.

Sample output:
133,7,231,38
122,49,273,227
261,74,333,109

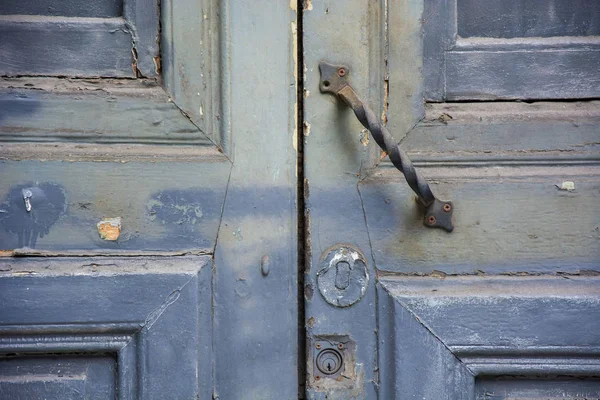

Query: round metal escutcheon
317,246,369,307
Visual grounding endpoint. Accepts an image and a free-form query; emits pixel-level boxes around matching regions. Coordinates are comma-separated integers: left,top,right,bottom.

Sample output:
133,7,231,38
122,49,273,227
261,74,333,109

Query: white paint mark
556,181,575,192
304,121,311,137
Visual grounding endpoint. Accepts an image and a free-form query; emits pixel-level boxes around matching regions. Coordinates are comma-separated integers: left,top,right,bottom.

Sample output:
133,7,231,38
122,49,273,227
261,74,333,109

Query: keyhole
316,348,343,375
334,261,351,290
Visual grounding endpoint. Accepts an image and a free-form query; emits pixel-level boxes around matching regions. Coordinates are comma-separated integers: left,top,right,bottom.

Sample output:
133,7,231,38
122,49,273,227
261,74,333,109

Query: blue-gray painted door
2,1,600,399
1,1,299,399
302,1,600,399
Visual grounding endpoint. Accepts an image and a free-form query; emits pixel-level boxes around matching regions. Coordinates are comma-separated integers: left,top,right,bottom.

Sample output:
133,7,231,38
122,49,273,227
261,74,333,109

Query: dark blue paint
0,182,66,248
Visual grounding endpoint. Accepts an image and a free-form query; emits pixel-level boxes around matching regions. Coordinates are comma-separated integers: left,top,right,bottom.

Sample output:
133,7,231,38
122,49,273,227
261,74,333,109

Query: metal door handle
319,62,454,232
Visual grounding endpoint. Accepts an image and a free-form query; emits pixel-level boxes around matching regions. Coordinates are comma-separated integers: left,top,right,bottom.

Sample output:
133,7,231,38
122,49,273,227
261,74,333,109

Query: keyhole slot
315,348,343,376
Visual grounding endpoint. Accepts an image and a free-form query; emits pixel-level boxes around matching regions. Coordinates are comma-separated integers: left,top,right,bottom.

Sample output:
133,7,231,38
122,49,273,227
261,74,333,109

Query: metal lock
313,339,347,381
316,348,342,375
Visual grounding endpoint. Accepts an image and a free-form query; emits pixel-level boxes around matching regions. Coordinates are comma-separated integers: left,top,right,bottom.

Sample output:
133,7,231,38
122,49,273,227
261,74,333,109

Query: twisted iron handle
319,61,454,232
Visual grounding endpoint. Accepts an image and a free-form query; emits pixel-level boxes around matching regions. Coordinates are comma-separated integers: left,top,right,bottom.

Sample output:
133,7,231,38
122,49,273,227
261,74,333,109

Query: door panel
0,355,117,400
0,1,299,399
423,0,600,100
378,276,600,398
302,1,383,398
0,160,230,251
0,256,213,399
303,0,600,398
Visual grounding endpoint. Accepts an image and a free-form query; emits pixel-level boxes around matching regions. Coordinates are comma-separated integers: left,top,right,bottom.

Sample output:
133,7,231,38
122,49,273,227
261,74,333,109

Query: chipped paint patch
304,89,310,99
292,20,298,153
232,228,243,241
97,217,122,241
304,0,313,10
359,129,369,146
289,0,297,11
147,190,204,228
304,121,311,136
556,181,576,192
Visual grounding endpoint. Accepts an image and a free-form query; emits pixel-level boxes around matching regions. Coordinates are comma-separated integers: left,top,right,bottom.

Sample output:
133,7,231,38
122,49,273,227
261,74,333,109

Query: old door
0,1,299,399
302,1,600,399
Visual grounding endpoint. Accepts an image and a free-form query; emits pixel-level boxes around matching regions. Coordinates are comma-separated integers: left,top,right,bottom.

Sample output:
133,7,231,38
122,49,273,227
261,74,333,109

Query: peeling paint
292,20,298,154
556,181,576,192
304,0,313,10
153,55,161,75
304,89,310,99
304,121,311,137
0,182,67,248
381,78,389,124
359,129,369,146
97,217,122,241
289,0,297,11
147,190,204,229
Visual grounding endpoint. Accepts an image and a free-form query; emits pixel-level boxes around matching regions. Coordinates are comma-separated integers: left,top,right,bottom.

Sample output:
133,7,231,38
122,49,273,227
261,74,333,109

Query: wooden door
302,1,600,398
1,1,299,399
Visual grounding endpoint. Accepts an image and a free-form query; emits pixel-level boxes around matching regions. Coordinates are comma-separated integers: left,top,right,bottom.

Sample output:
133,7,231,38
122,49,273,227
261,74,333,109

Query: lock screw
337,67,347,77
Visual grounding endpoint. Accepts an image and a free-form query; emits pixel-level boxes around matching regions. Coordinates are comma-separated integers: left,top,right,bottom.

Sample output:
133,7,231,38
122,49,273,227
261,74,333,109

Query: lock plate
312,339,346,381
317,245,369,308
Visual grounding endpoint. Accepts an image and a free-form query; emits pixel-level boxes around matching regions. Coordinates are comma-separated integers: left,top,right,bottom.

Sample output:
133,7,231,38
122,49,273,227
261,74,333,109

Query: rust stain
381,78,389,124
153,55,161,75
0,250,15,257
97,217,122,241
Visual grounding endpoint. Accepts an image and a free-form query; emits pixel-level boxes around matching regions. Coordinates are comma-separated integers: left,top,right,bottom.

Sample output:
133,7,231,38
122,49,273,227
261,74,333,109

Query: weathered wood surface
378,276,600,397
0,82,212,145
420,0,600,100
0,256,213,400
361,165,600,274
0,16,135,78
211,1,299,398
457,0,600,38
161,0,221,148
445,46,600,100
303,0,385,398
0,0,123,18
0,356,117,400
0,159,231,251
406,101,600,160
123,0,160,78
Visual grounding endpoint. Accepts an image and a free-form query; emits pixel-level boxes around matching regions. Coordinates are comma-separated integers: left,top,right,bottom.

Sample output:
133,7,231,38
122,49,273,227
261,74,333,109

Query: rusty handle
319,61,454,232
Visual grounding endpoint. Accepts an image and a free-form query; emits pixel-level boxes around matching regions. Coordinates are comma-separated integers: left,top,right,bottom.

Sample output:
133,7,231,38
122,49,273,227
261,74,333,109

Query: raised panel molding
0,0,226,157
420,0,600,100
0,256,213,400
377,276,600,399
